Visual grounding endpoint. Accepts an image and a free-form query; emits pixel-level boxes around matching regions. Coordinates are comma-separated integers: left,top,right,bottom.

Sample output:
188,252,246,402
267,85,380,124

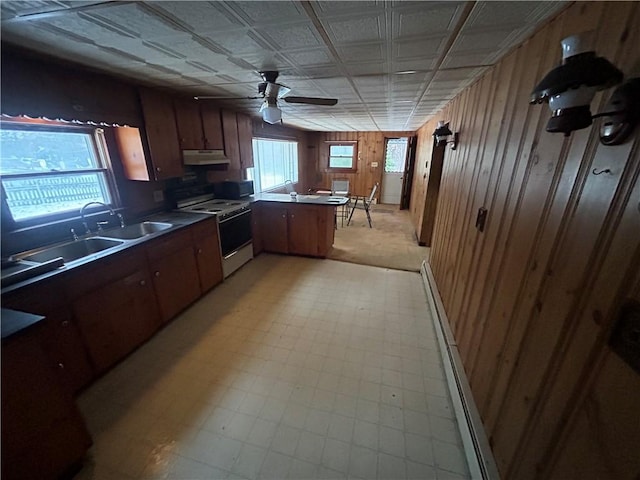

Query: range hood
183,149,230,166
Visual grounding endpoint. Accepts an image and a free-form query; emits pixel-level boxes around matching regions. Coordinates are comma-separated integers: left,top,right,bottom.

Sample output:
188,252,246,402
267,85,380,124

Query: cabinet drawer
146,229,193,261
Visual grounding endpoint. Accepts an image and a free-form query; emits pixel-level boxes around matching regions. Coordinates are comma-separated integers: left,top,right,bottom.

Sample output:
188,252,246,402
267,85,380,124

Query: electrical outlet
153,190,164,203
371,162,379,167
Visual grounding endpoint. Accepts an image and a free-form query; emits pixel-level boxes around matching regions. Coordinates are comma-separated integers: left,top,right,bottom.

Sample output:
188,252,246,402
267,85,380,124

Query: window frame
326,141,358,173
0,120,120,229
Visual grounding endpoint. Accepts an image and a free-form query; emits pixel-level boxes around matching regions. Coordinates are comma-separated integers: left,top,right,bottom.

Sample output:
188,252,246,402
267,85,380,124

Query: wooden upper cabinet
114,126,150,181
200,104,224,150
174,99,204,150
236,112,254,169
138,88,183,180
221,109,241,170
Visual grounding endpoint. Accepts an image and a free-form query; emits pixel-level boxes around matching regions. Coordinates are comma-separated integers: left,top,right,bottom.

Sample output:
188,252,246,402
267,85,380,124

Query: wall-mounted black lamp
433,121,459,150
530,31,640,144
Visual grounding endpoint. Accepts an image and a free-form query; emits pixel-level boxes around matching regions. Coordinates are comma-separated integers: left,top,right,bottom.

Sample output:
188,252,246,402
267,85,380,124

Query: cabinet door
236,112,254,169
138,88,183,180
261,205,289,253
1,326,92,480
192,219,223,292
201,104,224,150
222,109,241,170
288,204,320,256
147,229,201,322
2,280,94,394
174,99,204,150
73,268,160,373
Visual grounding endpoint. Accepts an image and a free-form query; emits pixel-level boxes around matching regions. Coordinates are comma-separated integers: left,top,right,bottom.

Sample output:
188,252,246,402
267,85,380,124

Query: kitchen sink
99,221,173,240
20,238,125,264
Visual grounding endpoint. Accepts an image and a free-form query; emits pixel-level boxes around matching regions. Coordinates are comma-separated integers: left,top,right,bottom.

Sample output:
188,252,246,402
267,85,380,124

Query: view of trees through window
384,138,409,173
0,126,112,222
247,138,298,193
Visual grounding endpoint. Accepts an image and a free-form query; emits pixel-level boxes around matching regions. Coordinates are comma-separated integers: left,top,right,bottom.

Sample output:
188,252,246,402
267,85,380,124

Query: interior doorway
381,137,409,205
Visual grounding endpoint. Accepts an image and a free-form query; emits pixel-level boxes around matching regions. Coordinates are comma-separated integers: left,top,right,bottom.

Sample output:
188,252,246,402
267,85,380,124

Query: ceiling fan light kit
195,70,338,125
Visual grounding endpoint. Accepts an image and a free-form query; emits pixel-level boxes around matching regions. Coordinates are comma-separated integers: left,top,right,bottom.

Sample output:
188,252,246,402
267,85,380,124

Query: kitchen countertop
1,308,45,340
251,192,350,206
1,211,214,296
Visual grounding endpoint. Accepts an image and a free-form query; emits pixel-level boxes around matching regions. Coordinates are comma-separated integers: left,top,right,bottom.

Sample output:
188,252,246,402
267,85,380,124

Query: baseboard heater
420,260,501,480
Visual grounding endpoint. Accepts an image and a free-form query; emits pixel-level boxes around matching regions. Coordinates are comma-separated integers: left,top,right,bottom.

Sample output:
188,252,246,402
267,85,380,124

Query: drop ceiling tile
280,48,333,67
345,63,390,77
441,51,493,69
147,1,242,33
394,36,445,60
258,22,322,49
450,28,517,54
202,29,273,55
394,3,462,37
83,3,184,40
465,1,561,30
325,15,385,44
314,2,383,17
336,43,385,63
224,1,306,25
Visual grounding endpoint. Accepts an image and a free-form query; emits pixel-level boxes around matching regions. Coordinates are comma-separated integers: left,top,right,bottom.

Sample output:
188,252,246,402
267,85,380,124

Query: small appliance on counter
213,180,254,200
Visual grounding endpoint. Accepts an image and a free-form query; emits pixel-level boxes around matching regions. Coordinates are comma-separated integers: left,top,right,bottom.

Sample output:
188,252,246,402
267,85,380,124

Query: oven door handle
219,208,251,223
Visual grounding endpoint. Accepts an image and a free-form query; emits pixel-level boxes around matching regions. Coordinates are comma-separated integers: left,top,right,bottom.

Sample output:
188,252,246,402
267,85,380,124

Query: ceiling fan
194,71,338,124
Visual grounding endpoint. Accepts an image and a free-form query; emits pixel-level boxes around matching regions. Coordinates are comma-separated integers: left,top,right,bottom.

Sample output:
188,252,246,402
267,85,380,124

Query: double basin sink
2,222,173,287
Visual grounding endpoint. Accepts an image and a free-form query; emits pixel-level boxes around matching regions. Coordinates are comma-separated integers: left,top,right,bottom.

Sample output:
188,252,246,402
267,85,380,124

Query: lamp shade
433,121,453,145
260,101,282,124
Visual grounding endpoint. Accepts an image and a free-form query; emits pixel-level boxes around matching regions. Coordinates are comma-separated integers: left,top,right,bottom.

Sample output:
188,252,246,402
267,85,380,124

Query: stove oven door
218,209,252,257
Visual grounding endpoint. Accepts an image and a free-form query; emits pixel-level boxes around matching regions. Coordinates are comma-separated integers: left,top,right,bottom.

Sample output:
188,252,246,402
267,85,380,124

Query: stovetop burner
176,194,250,219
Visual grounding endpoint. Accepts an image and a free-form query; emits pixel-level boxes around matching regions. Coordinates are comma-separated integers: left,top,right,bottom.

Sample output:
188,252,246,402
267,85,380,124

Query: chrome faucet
79,201,125,234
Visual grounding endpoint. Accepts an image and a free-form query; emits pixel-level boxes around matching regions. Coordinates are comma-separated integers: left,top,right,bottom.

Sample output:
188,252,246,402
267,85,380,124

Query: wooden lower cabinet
260,202,335,257
261,204,289,253
191,218,223,292
147,229,202,322
2,280,94,394
72,267,160,373
2,324,92,480
251,202,264,256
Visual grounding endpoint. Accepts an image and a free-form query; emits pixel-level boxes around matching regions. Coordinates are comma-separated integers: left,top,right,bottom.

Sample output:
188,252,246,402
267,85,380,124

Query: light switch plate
371,162,379,167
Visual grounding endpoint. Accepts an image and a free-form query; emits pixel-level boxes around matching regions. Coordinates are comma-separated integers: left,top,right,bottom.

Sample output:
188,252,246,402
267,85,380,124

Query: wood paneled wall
411,2,640,478
311,131,414,199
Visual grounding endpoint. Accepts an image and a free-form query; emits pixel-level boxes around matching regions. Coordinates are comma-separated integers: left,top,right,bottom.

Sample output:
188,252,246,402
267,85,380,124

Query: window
384,137,409,173
247,138,298,193
327,141,358,172
0,122,115,225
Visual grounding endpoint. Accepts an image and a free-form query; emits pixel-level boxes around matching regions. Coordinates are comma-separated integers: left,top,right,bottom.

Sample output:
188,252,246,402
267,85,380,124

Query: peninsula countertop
251,192,350,206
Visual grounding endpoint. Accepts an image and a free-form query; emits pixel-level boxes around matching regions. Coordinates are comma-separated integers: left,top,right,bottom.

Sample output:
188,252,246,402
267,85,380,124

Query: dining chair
347,182,378,228
331,179,350,227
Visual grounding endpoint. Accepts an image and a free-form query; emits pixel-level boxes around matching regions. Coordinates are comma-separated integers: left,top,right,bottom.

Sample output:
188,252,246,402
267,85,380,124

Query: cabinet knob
291,214,295,218
282,214,286,218
156,167,162,172
155,271,161,277
57,362,65,369
140,280,146,286
61,320,70,328
197,248,203,254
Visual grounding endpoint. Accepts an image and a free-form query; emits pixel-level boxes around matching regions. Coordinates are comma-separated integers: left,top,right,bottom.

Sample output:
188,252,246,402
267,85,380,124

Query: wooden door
288,204,319,256
192,219,223,292
201,104,224,150
147,229,201,322
222,109,241,170
261,204,288,253
174,99,204,150
138,88,183,180
73,268,159,373
114,126,150,181
237,112,254,168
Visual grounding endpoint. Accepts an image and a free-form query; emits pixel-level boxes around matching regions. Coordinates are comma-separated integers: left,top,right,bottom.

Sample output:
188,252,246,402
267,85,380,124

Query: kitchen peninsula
252,193,349,258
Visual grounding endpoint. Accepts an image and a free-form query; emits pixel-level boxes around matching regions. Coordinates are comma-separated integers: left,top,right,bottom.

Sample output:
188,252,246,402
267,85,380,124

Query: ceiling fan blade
194,95,262,100
283,96,338,106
